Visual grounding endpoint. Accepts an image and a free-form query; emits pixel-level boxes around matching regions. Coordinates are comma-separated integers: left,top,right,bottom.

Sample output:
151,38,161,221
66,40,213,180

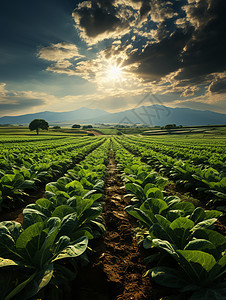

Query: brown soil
99,158,152,299
74,151,159,300
0,188,45,224
215,217,226,235
88,130,103,136
165,181,200,207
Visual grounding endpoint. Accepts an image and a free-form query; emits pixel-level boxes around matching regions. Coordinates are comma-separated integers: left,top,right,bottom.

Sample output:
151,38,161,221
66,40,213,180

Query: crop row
116,137,226,210
0,136,96,157
0,138,111,300
0,138,101,170
133,135,226,149
0,136,68,144
123,136,226,170
112,138,226,300
0,137,105,211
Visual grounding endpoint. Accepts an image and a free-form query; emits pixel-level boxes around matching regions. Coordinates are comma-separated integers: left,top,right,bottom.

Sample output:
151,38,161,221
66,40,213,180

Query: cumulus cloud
72,0,179,45
0,83,7,97
72,0,140,45
38,42,84,61
126,30,190,82
37,42,86,76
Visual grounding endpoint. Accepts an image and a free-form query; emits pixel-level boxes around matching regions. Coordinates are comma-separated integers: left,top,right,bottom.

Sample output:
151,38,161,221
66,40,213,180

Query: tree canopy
29,119,49,135
83,125,93,129
72,124,81,128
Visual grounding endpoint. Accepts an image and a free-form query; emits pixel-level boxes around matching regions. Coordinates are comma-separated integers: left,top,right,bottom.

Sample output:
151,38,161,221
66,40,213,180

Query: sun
96,58,133,88
106,62,124,82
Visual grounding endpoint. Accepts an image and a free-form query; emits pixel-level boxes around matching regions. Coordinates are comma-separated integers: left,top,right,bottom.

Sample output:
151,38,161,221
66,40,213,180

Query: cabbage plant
0,219,88,300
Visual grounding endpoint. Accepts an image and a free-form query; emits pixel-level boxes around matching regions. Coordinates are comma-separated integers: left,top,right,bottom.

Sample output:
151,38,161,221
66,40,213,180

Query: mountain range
0,105,226,126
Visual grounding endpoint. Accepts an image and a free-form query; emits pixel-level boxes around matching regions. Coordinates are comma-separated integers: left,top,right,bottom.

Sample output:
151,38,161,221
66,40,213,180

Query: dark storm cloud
73,1,122,38
131,0,178,19
209,77,226,94
72,1,132,42
138,0,151,17
73,0,179,42
126,30,190,81
123,0,226,90
176,0,226,83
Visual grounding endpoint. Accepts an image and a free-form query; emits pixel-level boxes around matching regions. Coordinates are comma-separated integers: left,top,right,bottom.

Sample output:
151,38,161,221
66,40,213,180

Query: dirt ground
96,152,154,299
87,130,103,136
72,151,163,300
0,188,45,224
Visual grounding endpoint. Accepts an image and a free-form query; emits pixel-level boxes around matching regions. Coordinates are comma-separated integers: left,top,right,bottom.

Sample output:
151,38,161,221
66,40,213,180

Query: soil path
94,150,153,300
73,149,155,299
88,130,103,136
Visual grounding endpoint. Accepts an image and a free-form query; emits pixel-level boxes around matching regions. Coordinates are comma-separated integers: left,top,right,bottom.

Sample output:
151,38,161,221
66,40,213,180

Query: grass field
93,128,119,135
136,133,226,145
0,126,88,136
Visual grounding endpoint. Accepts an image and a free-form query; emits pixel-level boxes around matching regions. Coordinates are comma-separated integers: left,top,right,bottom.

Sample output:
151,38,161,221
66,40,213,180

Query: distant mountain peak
0,105,225,126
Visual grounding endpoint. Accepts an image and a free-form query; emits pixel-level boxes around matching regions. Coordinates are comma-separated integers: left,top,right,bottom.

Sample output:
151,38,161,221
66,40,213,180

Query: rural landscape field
0,125,225,299
1,0,226,299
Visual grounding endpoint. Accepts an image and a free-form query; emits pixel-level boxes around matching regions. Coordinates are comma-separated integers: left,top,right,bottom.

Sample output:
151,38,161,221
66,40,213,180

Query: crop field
0,126,89,137
93,128,120,135
0,130,225,300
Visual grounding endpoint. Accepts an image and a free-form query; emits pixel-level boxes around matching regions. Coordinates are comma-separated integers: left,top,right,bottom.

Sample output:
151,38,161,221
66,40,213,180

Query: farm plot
0,136,105,212
0,139,110,299
125,135,226,170
111,138,226,300
115,136,226,211
0,135,225,300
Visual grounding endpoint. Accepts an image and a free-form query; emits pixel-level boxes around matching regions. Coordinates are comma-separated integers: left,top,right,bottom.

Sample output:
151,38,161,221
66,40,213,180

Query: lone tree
29,119,49,135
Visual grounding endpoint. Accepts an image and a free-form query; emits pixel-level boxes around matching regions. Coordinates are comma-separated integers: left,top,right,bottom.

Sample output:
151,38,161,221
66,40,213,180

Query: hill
0,107,109,125
0,105,225,126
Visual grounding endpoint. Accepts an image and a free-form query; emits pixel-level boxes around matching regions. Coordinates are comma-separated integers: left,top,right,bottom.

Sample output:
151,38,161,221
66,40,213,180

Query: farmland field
0,128,225,300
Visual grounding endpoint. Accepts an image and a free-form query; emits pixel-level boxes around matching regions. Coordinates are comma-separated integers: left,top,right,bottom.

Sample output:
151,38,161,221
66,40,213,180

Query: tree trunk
36,128,39,135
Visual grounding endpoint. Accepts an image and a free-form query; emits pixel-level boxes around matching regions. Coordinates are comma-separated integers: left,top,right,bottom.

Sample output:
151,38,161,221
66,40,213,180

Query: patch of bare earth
0,188,45,224
165,182,200,206
89,151,156,300
88,130,103,136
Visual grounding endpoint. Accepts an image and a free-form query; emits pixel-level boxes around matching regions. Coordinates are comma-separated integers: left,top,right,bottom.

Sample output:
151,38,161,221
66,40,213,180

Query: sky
0,0,226,117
